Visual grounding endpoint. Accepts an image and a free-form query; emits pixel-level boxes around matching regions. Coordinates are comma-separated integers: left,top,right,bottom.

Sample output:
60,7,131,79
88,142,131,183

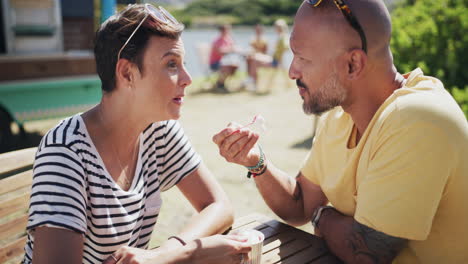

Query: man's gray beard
302,71,346,115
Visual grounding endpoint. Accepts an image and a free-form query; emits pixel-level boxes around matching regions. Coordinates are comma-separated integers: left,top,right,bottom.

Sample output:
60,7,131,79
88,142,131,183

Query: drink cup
231,229,265,264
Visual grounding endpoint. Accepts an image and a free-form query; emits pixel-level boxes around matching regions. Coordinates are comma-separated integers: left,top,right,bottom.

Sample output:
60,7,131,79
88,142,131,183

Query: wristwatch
311,205,334,229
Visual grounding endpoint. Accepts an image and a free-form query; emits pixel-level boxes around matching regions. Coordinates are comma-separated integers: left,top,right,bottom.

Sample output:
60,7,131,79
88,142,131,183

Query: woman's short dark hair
94,4,184,92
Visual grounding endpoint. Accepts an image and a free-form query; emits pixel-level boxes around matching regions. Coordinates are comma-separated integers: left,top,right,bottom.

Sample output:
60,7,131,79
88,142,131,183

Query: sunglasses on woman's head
306,0,367,53
117,4,180,60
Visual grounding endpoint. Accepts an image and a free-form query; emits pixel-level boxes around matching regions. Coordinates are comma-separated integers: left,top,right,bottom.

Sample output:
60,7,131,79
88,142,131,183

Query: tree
391,0,468,92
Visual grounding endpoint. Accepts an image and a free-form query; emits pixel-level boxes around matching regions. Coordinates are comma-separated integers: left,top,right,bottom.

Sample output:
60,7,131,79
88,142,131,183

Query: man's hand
212,123,260,167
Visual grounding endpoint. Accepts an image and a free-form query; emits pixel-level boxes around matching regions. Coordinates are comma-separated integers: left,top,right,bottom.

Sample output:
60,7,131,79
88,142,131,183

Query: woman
23,4,250,264
244,19,289,92
249,24,268,54
208,24,240,92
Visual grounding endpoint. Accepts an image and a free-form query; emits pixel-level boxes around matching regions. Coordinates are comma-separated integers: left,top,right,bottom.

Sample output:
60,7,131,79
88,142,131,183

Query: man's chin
302,103,332,116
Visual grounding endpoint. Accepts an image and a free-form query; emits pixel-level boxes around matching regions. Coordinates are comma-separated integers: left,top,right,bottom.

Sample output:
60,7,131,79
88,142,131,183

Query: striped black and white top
23,114,201,264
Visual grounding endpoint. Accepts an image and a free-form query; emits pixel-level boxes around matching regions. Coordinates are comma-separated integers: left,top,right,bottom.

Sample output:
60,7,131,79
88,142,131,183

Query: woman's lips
173,97,184,105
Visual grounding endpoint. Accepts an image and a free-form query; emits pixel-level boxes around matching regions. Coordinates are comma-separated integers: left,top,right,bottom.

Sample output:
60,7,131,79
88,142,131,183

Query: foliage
390,1,467,88
171,0,302,26
452,87,468,117
390,0,468,117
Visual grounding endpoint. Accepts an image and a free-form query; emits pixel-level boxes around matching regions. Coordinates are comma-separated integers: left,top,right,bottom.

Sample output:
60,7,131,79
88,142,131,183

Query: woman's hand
189,234,252,264
212,123,260,167
102,234,251,264
102,246,158,264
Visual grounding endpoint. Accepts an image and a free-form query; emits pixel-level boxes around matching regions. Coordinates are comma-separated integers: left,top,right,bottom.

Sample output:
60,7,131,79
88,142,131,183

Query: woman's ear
347,49,367,80
115,59,135,88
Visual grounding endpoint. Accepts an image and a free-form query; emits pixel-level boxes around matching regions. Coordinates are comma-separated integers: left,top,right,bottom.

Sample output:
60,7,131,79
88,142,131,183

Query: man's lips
298,86,306,98
296,79,307,98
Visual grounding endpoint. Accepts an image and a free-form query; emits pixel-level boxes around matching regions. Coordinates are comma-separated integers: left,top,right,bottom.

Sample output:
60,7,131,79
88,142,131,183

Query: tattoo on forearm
292,179,302,201
346,221,407,263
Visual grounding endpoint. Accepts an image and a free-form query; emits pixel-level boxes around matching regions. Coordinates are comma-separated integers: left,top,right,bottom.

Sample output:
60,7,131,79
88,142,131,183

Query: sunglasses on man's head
306,0,367,53
117,3,180,60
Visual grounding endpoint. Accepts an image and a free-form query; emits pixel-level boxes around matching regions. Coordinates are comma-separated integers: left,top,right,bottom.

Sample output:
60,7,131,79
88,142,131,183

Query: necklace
98,107,139,189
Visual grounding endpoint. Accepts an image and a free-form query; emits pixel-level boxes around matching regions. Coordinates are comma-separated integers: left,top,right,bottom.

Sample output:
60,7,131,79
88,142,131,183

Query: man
213,0,468,263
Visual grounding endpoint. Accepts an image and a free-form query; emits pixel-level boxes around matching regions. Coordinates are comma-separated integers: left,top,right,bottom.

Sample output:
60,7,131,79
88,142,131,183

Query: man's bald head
293,0,392,60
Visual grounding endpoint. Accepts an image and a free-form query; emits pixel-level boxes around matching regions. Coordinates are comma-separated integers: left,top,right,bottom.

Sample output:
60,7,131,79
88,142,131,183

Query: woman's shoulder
37,114,91,155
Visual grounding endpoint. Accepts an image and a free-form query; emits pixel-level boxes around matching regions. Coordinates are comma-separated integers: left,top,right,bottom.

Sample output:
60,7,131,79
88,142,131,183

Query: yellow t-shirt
250,37,268,54
301,68,468,264
273,34,288,63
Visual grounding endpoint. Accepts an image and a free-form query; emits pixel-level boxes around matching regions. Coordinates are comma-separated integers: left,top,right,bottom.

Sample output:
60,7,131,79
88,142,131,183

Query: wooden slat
280,244,329,264
0,214,28,242
262,239,312,264
233,214,341,263
0,236,27,263
232,213,261,229
0,148,36,178
262,231,296,253
305,254,343,264
0,192,30,219
0,170,33,196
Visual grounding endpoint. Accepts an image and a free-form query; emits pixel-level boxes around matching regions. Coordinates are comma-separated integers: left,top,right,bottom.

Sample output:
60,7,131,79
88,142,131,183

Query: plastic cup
231,229,265,264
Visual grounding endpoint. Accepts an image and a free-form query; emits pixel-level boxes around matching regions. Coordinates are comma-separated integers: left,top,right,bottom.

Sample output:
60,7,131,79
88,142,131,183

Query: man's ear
115,59,135,88
347,49,367,80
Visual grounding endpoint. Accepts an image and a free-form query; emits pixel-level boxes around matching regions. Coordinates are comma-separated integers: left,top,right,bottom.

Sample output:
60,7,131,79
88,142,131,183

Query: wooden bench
0,147,36,263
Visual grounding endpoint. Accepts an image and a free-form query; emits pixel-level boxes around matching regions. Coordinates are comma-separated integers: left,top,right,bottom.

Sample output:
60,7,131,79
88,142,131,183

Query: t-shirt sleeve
27,144,87,234
159,120,201,192
354,115,455,240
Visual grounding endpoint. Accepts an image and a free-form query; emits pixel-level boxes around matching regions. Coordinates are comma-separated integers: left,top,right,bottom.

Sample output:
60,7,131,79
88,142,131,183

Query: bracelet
247,163,268,178
245,145,264,171
167,235,186,246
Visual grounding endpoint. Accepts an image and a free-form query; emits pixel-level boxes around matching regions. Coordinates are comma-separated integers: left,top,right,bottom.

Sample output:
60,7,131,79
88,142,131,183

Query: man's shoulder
388,85,465,130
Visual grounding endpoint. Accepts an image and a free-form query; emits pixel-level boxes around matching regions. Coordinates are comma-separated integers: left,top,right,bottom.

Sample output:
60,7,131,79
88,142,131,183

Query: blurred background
0,0,466,248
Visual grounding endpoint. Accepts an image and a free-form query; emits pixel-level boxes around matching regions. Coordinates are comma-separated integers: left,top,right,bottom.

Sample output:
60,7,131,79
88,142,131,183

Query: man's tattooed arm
346,221,407,263
318,209,407,264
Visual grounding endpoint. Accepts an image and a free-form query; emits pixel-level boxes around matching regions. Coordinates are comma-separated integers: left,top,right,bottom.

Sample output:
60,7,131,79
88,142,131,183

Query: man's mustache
296,79,307,89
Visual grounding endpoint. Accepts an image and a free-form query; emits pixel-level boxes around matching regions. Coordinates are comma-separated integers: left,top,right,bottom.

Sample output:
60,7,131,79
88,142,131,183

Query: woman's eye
168,61,178,69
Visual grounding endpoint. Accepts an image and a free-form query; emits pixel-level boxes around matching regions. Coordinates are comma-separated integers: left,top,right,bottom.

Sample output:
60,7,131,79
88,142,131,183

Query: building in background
0,0,133,153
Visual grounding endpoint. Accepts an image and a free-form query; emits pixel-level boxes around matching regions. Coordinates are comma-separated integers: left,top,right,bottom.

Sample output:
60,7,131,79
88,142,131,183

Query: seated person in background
209,24,239,92
244,19,289,92
23,4,250,264
250,24,268,54
246,24,268,89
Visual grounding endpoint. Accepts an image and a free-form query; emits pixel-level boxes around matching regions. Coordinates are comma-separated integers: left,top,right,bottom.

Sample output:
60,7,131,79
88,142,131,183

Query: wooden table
232,214,343,264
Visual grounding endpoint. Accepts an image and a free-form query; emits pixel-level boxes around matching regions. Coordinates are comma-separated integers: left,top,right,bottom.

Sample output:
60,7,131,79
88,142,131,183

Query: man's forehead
290,14,320,51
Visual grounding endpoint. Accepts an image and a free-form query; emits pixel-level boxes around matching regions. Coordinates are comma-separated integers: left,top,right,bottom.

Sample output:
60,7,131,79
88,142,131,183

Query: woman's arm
103,234,251,264
32,227,84,264
174,162,234,241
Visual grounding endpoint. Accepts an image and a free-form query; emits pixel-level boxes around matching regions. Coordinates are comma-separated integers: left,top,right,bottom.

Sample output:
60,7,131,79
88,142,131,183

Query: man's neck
342,70,405,142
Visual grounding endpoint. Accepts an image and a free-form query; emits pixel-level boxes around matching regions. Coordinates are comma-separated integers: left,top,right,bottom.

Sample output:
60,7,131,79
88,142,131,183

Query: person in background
213,0,468,263
23,4,251,264
244,19,289,92
209,24,240,93
250,24,268,54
